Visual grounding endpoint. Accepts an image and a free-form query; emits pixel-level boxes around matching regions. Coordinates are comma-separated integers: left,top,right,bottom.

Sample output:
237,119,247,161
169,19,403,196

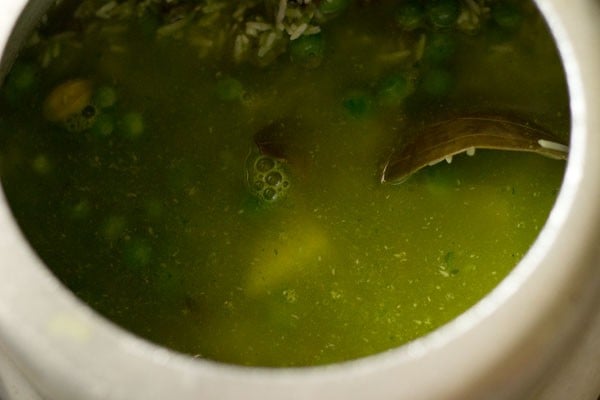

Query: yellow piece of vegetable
245,219,329,296
43,79,93,123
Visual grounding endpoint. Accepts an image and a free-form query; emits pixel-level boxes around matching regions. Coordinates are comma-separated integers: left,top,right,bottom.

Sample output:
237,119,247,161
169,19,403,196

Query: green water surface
0,0,568,366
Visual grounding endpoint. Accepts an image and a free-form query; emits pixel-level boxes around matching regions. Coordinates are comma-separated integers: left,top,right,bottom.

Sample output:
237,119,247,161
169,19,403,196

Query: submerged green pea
124,239,152,268
426,0,460,28
144,199,164,220
216,77,244,101
342,90,372,118
423,33,457,64
376,73,411,107
91,113,115,137
120,112,144,138
319,0,350,16
395,1,425,31
6,63,38,93
421,68,454,97
290,33,325,69
31,154,51,175
93,86,118,109
69,200,92,220
102,216,126,242
3,62,38,103
492,3,522,31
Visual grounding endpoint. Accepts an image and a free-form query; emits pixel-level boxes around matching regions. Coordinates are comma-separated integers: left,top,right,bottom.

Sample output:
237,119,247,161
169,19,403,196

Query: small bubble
263,188,276,201
255,156,275,172
266,171,283,186
253,180,264,191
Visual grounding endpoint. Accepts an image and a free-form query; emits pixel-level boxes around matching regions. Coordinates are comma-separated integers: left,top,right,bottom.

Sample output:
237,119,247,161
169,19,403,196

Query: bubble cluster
64,104,99,133
247,154,290,203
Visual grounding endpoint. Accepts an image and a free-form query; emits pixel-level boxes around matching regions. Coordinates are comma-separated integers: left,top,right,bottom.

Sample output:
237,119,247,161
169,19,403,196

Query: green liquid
0,0,568,366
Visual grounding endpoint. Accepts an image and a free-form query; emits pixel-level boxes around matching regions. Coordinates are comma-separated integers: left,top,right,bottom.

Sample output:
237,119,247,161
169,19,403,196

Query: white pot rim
0,1,599,399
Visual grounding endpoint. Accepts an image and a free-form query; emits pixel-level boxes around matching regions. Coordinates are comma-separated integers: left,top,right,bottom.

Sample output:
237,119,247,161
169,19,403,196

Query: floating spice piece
43,79,93,123
253,118,306,161
382,115,569,184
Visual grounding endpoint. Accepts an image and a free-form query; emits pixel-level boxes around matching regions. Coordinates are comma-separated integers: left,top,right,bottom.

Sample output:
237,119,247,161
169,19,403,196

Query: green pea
423,33,457,64
91,113,115,137
93,86,118,109
3,62,38,103
342,90,372,118
241,193,266,214
70,200,92,220
426,0,460,29
102,215,126,241
144,199,164,220
31,154,51,175
120,112,144,138
138,9,161,37
396,1,425,31
319,0,350,16
492,3,522,31
216,77,245,101
7,63,38,92
124,239,152,268
290,33,325,69
376,73,411,107
421,68,454,97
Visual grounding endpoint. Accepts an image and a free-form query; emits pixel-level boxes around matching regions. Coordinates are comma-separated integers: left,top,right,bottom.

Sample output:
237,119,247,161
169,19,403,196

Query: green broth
0,0,568,366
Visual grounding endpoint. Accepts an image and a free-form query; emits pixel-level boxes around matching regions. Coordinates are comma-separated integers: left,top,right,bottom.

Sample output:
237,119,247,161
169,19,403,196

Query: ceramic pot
0,1,599,399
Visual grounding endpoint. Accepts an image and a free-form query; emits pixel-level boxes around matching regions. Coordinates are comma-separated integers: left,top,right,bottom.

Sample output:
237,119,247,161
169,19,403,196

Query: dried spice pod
381,115,569,184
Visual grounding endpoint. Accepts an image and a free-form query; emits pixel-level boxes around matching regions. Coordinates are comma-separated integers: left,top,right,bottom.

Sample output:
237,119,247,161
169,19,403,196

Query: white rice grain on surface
285,8,303,19
258,31,278,58
415,34,426,61
233,34,250,61
378,49,411,63
465,0,481,14
202,2,228,14
466,147,476,156
156,19,188,38
290,23,308,40
96,1,117,19
304,26,321,35
233,6,247,20
276,0,287,28
246,21,273,32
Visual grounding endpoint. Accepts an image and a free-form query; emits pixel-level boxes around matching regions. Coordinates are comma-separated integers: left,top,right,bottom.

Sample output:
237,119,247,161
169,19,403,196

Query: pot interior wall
0,0,52,80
